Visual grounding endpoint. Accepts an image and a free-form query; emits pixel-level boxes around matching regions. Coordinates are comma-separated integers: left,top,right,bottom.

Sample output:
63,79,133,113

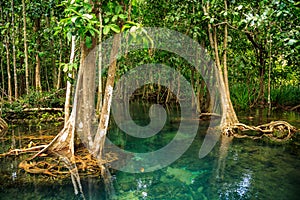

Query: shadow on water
0,104,300,199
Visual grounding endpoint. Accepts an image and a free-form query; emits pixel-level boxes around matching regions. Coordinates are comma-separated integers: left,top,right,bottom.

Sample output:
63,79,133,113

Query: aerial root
224,121,298,142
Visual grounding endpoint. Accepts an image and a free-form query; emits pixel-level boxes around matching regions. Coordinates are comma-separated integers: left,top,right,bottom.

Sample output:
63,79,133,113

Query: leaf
71,16,78,23
110,24,120,33
82,14,93,20
67,32,72,42
89,29,95,37
132,0,137,6
287,39,297,46
121,24,131,32
104,17,110,24
118,14,127,20
85,36,92,48
103,25,110,35
237,5,243,10
63,64,68,73
115,5,123,14
112,15,118,22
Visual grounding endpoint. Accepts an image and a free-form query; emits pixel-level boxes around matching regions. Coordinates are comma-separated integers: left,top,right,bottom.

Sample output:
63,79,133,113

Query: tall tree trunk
258,50,265,105
267,34,272,115
56,39,63,90
5,36,12,103
223,0,229,98
96,9,103,112
11,0,18,99
65,36,76,124
1,56,5,112
34,18,42,92
93,33,121,159
203,1,239,132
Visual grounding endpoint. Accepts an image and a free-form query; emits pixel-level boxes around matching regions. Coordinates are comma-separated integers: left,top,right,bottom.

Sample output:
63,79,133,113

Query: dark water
0,104,300,200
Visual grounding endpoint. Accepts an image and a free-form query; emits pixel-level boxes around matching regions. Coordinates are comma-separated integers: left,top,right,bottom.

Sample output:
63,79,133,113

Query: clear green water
0,104,300,200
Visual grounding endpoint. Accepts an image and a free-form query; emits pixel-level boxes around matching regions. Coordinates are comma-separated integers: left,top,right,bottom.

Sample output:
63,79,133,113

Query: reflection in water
0,106,300,199
215,135,233,180
236,170,252,196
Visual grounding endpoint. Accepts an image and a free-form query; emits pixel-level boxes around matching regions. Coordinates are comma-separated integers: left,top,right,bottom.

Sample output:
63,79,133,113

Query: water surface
0,104,299,199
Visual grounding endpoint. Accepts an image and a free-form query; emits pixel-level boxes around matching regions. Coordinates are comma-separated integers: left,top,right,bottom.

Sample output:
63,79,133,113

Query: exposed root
0,145,47,157
17,147,117,177
225,121,298,142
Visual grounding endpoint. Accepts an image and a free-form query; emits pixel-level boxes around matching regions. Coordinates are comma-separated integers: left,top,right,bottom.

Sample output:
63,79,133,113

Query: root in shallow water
226,120,298,142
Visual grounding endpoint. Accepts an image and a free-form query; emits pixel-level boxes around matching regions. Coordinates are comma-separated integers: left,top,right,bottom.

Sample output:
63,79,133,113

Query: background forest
0,0,299,118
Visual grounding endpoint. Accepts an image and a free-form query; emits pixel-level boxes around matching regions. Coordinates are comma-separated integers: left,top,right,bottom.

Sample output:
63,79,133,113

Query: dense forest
0,0,299,113
0,0,299,199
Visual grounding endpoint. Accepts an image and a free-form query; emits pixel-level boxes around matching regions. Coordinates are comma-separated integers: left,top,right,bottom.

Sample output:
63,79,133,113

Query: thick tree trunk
203,1,239,133
93,33,121,159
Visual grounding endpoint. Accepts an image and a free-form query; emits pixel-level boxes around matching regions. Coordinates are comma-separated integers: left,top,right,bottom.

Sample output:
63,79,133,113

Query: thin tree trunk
176,67,181,103
203,0,238,130
1,57,5,115
223,0,229,98
268,34,272,115
258,50,265,105
65,36,76,124
11,0,18,99
5,36,12,103
56,39,63,90
191,68,195,107
93,33,121,159
96,9,103,112
34,18,42,92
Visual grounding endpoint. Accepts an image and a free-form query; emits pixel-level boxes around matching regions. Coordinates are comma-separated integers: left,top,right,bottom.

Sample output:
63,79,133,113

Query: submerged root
226,121,298,142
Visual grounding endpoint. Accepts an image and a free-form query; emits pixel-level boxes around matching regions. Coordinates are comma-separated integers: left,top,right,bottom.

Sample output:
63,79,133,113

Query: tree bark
268,34,272,115
34,18,42,92
223,0,229,98
96,9,103,112
11,0,18,99
203,0,239,132
22,0,29,95
56,39,63,90
65,36,76,124
93,33,121,159
5,36,12,103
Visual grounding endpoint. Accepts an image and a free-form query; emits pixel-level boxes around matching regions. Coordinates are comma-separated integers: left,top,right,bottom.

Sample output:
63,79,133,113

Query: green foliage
230,83,255,110
0,0,299,112
271,85,300,107
55,0,100,46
